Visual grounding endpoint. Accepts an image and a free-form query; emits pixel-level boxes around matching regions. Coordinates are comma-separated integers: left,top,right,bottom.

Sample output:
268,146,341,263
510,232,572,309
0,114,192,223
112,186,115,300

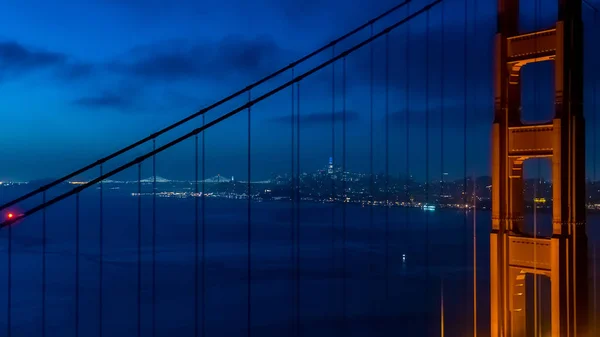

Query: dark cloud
274,0,324,21
0,41,66,72
58,62,95,80
269,110,361,126
0,41,93,81
114,36,293,82
73,92,133,109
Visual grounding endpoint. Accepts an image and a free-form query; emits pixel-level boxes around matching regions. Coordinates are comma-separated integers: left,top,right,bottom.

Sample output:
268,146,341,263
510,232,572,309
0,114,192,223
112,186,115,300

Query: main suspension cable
1,0,445,230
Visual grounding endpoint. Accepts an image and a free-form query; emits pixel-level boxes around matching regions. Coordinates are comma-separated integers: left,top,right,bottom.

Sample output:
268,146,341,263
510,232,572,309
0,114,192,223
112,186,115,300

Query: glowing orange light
7,213,14,219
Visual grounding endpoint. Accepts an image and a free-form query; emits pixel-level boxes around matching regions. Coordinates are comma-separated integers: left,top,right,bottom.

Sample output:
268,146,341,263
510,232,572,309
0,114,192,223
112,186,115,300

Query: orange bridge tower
491,0,588,336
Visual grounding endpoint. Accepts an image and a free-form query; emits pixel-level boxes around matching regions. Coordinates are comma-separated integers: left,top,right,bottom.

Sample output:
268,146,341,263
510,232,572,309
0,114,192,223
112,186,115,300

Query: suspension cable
440,0,445,216
462,0,469,331
194,134,199,337
342,56,348,334
385,32,391,301
289,67,296,337
247,89,252,337
404,0,411,285
42,191,47,337
330,46,337,324
368,25,372,282
441,277,445,337
369,22,375,284
0,2,419,216
7,211,11,337
152,139,157,337
99,164,104,337
593,9,598,190
592,11,600,336
137,163,142,337
0,0,445,230
472,0,478,335
425,8,430,334
296,81,301,337
75,193,80,337
440,1,447,334
201,113,206,337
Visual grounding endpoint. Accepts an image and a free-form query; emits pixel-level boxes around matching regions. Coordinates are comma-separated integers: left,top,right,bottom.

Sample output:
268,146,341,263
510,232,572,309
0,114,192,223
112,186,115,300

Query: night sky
0,0,599,182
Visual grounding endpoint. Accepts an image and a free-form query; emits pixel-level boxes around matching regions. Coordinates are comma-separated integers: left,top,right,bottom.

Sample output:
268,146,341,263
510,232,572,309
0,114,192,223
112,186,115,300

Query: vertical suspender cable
441,278,445,337
296,82,301,337
463,0,469,330
201,114,206,337
594,11,598,184
290,68,296,337
385,32,390,301
137,163,142,337
473,173,477,337
330,48,336,322
472,0,478,335
592,11,600,336
440,0,445,218
440,5,448,334
99,164,104,337
533,0,540,335
7,197,11,337
425,9,431,334
404,1,411,286
592,244,598,336
369,23,375,281
42,191,47,337
369,24,375,280
440,2,447,334
402,7,411,331
75,193,80,337
152,139,157,337
342,57,347,334
195,134,199,337
247,90,252,337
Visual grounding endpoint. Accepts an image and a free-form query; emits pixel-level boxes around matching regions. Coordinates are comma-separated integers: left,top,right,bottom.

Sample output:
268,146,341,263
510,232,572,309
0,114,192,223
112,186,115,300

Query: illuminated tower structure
328,157,334,174
491,0,588,336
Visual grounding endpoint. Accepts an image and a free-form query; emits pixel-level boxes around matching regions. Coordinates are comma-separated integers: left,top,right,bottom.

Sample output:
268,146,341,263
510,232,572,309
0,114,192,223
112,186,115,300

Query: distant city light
422,204,436,211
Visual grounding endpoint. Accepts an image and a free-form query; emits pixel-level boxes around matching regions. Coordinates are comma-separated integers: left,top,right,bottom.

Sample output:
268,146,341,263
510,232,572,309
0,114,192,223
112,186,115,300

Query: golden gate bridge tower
491,0,588,336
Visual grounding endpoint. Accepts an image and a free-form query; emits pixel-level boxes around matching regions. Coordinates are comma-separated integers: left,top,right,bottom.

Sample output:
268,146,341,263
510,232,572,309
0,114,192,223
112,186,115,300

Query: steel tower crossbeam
491,0,588,336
